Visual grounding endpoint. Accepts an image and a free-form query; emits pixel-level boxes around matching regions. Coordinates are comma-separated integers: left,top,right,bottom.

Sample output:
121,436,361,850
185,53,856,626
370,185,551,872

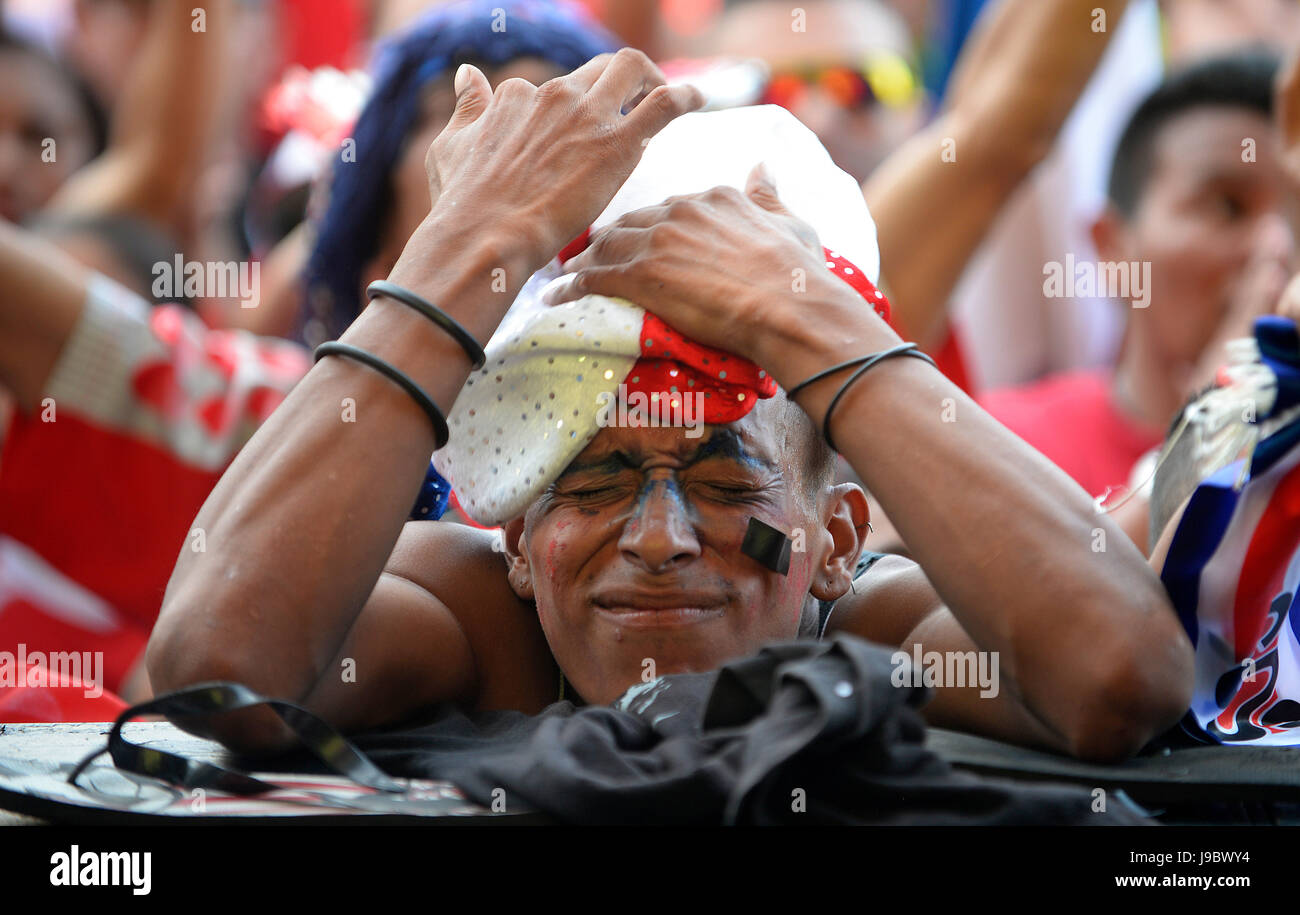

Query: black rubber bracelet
786,354,877,400
315,341,449,449
822,344,935,452
367,279,486,370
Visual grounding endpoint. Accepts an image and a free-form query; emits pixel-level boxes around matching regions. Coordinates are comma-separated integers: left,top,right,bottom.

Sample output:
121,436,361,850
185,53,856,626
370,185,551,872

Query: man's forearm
149,217,536,701
49,1,229,229
865,0,1129,346
768,294,1192,759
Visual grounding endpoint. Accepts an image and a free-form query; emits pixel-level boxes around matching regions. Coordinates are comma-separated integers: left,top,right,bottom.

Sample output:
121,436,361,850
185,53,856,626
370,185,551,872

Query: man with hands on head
149,51,1194,765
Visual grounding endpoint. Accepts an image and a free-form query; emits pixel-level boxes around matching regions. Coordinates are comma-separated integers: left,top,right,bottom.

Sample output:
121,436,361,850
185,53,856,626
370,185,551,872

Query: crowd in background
3,0,1300,720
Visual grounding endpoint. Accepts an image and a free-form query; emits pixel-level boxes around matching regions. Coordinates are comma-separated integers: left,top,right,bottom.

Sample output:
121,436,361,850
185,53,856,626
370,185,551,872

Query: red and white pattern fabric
0,276,309,711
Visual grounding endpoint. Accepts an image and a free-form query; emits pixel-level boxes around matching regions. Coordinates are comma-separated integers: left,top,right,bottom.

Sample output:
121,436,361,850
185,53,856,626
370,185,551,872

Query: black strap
67,682,405,796
315,341,449,449
786,354,877,401
823,344,935,451
367,280,486,370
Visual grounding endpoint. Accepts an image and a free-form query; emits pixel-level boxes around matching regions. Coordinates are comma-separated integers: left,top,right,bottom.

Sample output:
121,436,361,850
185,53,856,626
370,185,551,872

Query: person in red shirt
979,372,1164,499
0,223,309,719
979,51,1295,500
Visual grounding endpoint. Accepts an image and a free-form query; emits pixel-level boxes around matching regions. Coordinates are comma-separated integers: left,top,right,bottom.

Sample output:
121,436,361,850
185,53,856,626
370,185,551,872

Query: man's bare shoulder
386,521,557,713
386,521,510,596
824,553,943,647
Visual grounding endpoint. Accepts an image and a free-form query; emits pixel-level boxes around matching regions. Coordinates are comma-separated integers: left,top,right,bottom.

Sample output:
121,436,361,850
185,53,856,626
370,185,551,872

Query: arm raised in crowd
45,0,228,236
146,52,704,753
865,0,1129,348
549,169,1194,762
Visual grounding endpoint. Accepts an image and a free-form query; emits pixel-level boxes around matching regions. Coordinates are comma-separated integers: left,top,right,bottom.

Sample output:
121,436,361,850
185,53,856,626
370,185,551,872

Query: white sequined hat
433,105,884,525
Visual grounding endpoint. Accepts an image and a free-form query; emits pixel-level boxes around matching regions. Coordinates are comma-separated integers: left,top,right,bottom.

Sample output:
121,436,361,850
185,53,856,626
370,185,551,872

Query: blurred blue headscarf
302,0,618,345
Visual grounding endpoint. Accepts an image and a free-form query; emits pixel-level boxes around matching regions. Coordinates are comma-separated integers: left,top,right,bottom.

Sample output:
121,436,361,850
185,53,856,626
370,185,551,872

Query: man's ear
808,483,870,602
501,517,535,601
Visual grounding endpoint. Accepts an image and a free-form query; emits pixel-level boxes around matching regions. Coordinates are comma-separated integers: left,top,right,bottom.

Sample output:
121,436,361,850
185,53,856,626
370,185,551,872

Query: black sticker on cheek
741,516,791,576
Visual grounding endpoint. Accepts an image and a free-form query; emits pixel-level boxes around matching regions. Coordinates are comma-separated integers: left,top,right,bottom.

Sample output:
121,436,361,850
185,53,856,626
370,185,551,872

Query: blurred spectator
0,223,309,708
705,0,926,182
843,0,1137,554
863,0,1131,364
949,0,1300,395
948,0,1162,391
59,0,152,111
0,28,105,224
1161,0,1300,60
979,52,1293,499
301,0,619,344
17,2,231,313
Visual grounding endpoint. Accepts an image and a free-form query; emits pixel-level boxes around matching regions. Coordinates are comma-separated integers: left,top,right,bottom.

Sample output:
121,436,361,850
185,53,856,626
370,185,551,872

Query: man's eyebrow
692,429,778,471
557,454,635,478
557,430,778,478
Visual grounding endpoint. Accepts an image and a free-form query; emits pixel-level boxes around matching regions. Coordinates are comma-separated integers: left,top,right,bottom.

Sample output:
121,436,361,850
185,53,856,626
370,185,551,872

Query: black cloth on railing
350,635,1149,825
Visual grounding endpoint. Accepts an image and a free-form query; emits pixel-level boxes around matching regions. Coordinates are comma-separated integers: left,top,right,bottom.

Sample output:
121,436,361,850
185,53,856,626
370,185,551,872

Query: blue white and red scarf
1161,316,1300,745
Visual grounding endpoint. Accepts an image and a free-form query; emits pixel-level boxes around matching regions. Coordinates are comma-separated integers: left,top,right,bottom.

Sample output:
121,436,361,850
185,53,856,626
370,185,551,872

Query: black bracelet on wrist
816,343,936,452
366,280,486,370
786,354,878,400
314,341,449,449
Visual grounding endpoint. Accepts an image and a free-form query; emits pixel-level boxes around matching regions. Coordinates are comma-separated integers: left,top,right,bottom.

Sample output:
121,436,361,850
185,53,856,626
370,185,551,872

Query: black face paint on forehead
692,428,776,471
558,427,778,479
741,516,792,575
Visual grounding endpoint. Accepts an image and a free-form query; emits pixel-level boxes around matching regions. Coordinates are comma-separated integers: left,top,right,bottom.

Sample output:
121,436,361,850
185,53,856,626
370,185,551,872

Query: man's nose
618,477,702,573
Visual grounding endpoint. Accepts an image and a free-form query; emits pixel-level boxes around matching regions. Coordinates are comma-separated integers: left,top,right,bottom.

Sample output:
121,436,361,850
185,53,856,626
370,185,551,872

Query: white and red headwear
433,105,889,525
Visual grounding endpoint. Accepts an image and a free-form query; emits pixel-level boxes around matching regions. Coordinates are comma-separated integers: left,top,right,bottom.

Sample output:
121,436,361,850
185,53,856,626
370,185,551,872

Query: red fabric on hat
559,231,896,422
558,229,592,265
626,313,777,424
824,249,890,325
622,248,894,423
